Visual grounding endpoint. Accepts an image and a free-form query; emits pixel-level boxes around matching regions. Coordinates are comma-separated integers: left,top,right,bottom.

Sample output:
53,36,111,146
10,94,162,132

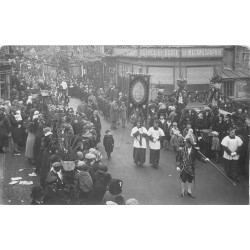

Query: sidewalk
1,151,39,205
0,153,5,205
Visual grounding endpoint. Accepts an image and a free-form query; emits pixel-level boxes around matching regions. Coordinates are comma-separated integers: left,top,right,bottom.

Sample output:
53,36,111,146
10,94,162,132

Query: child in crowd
211,131,220,163
103,130,114,160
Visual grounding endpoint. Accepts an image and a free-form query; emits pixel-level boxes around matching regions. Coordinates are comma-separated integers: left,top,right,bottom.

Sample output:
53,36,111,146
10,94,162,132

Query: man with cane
176,138,207,198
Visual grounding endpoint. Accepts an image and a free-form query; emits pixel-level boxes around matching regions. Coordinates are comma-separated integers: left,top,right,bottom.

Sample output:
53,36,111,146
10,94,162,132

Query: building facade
112,46,224,98
222,46,250,98
0,62,12,101
111,45,250,100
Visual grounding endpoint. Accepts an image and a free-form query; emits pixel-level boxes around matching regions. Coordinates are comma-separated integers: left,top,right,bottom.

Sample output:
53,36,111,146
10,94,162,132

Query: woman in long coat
110,100,118,130
9,110,23,153
25,116,38,162
91,110,102,144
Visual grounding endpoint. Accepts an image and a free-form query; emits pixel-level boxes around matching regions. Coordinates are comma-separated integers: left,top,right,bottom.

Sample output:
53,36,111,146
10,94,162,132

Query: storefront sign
140,48,178,58
181,48,223,57
113,47,223,58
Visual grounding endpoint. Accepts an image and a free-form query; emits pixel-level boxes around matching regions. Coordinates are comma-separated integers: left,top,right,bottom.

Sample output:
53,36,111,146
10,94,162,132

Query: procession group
0,68,249,202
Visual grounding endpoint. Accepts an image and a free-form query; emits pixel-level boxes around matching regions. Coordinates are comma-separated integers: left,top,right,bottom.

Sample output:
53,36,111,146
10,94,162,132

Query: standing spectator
195,112,206,132
91,110,102,144
170,131,184,158
77,99,87,114
222,114,232,136
130,120,148,167
9,109,23,154
158,114,167,149
147,120,165,168
103,130,114,160
88,91,98,107
120,102,127,128
0,107,11,153
211,131,220,163
164,117,172,150
221,127,243,182
25,115,38,163
110,99,119,130
170,122,180,137
102,178,123,204
169,106,177,121
60,80,68,97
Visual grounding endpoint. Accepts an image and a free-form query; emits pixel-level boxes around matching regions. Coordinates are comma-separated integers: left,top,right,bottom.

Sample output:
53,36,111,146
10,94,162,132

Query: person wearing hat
130,120,148,167
25,115,39,163
211,131,220,163
176,138,203,198
87,171,112,205
45,161,63,187
119,101,127,128
147,119,165,168
102,178,123,204
170,130,185,159
77,99,87,114
222,114,232,136
0,107,11,153
195,112,206,132
88,90,98,107
212,114,224,141
77,166,93,203
103,130,114,160
163,116,172,151
221,127,243,182
9,109,24,154
39,127,56,188
110,99,119,130
91,110,101,144
170,122,180,137
169,106,177,121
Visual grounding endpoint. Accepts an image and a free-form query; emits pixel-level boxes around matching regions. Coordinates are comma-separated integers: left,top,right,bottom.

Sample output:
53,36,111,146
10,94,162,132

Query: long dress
25,132,36,159
25,121,37,159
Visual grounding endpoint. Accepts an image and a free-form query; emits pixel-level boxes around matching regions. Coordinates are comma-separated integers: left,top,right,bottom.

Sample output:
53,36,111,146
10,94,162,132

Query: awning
221,68,250,80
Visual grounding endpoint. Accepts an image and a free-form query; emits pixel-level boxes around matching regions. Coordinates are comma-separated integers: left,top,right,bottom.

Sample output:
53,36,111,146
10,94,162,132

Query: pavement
0,97,249,205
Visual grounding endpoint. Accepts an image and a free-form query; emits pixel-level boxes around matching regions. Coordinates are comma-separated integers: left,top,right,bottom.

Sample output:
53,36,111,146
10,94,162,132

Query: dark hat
98,163,108,173
108,179,123,196
50,154,59,163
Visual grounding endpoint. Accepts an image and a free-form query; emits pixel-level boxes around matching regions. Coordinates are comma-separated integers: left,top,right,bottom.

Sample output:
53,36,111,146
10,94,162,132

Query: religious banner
128,74,150,124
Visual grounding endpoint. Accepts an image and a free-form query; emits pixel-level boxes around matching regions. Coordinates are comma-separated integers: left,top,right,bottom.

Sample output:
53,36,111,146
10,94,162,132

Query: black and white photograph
0,1,249,250
0,45,249,205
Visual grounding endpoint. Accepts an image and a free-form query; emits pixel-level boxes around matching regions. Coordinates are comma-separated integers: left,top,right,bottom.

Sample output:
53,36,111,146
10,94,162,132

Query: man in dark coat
90,110,102,144
0,107,11,153
110,100,119,130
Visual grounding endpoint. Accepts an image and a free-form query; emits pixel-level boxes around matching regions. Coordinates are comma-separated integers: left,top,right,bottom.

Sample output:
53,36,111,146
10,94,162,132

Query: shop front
113,46,224,97
221,68,250,98
0,64,11,101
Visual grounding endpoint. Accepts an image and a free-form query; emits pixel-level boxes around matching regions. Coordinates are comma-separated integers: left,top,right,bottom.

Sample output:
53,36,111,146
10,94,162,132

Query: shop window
0,74,6,99
223,81,234,97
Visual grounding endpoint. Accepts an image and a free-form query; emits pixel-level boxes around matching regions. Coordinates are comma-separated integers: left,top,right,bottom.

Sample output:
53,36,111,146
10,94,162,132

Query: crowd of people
0,70,139,205
129,96,249,197
1,64,249,202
